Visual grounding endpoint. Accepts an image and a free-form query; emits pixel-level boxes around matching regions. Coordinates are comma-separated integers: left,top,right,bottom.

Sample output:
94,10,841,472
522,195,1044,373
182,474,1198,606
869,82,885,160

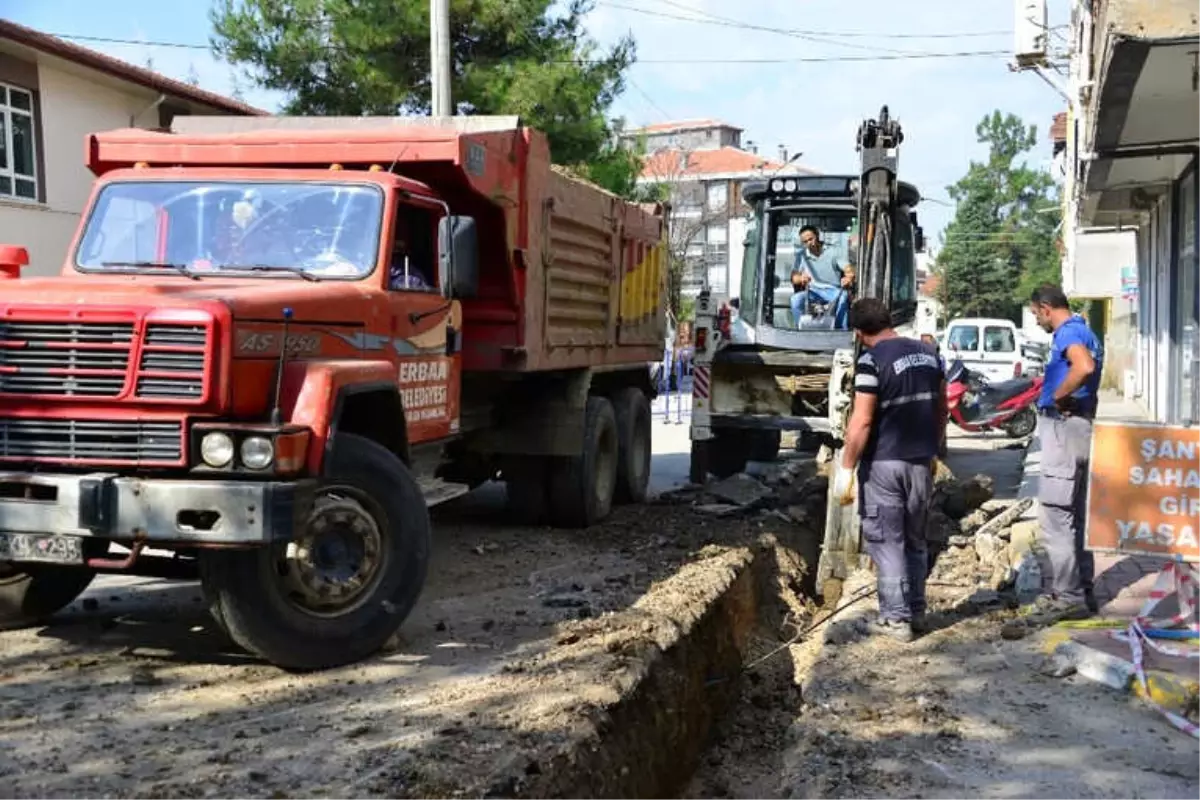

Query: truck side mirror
438,215,479,299
0,245,29,280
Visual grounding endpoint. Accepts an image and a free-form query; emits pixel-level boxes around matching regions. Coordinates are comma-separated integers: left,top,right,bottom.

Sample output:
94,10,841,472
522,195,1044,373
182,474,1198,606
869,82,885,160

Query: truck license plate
0,532,85,565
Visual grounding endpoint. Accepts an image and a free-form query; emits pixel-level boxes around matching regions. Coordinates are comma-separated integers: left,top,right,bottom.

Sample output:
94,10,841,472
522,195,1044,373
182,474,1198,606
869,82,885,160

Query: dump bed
85,116,667,373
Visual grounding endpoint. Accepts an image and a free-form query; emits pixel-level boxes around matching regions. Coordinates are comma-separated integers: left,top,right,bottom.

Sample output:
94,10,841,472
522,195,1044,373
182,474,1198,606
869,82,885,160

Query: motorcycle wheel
1003,407,1037,439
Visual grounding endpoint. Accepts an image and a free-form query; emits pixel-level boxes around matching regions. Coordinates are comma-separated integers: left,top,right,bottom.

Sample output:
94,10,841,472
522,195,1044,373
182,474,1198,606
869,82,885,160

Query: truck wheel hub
283,491,384,615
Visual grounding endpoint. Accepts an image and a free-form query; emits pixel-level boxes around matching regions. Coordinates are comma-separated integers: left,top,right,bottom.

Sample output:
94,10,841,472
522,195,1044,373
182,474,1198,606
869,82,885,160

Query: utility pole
430,0,451,116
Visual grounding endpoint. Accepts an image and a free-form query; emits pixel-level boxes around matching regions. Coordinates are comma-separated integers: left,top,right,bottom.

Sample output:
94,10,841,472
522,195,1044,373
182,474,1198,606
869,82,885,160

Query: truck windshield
75,181,384,279
743,207,857,331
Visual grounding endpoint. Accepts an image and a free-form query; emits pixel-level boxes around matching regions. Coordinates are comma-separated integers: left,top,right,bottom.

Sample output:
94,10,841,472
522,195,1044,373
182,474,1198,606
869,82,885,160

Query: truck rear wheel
199,433,431,671
548,396,619,528
612,388,652,504
0,563,95,628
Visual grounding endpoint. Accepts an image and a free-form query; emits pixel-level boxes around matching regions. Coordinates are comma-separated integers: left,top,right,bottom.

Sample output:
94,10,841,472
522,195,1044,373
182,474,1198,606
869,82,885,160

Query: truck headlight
200,432,235,468
240,436,275,470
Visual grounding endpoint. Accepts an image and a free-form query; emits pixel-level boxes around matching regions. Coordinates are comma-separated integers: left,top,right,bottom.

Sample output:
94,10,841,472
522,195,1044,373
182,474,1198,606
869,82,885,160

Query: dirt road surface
688,429,1200,800
0,416,804,798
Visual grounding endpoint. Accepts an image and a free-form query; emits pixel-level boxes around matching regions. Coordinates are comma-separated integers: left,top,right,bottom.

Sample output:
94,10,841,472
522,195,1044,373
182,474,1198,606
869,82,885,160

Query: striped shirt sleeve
854,351,879,394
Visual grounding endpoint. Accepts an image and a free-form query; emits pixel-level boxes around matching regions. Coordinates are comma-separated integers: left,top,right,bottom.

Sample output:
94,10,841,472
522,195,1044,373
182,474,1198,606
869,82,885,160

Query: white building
1056,0,1198,422
0,20,263,277
621,120,813,300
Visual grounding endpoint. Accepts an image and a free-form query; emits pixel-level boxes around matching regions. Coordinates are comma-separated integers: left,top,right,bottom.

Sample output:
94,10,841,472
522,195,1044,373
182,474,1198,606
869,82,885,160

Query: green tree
936,111,1061,321
210,0,642,195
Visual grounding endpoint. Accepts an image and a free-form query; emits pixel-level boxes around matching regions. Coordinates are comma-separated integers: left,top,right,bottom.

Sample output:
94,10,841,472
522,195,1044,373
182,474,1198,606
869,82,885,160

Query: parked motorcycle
945,359,1041,438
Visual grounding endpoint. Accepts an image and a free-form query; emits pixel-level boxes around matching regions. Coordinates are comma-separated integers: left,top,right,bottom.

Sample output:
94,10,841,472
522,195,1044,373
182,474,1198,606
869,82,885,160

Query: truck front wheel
0,564,95,628
548,396,619,528
199,433,431,671
612,388,652,504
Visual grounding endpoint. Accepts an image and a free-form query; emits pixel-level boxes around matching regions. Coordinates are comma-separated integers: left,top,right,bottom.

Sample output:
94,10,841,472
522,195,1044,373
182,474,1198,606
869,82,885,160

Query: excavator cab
737,176,922,345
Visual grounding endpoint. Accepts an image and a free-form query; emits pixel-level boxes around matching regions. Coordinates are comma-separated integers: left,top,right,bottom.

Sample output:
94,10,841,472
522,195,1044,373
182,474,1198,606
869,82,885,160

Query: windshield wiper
100,260,201,281
217,264,321,282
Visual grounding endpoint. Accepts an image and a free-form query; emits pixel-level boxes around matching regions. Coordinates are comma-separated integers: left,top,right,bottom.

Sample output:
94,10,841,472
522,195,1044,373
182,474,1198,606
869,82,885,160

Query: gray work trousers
859,459,933,622
1036,413,1095,605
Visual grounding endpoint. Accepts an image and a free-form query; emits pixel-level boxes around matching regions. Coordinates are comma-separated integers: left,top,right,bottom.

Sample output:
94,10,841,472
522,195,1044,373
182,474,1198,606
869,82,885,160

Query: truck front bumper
0,472,315,545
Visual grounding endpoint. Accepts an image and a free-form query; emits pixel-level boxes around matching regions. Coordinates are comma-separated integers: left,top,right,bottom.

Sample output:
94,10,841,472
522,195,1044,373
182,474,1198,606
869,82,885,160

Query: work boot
1017,594,1091,627
911,612,929,635
871,617,915,643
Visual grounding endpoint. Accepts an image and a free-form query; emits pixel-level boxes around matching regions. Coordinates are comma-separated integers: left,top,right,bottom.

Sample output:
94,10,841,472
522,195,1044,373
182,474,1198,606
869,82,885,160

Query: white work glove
832,463,857,506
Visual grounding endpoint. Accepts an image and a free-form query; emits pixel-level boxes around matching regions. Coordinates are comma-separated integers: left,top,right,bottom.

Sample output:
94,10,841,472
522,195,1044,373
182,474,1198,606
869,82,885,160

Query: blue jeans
790,285,849,329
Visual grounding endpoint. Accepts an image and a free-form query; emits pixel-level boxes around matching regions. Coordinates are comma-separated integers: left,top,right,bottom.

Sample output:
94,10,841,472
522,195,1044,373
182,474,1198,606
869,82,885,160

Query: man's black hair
849,297,891,336
729,297,740,309
1030,283,1070,309
799,224,819,238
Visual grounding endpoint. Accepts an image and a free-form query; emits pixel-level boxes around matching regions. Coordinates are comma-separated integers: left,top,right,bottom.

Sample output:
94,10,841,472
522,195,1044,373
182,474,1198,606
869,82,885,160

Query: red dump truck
0,116,666,669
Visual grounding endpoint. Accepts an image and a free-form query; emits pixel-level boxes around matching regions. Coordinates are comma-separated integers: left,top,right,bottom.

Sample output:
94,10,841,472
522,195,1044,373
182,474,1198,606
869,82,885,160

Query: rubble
665,458,1037,600
708,474,774,507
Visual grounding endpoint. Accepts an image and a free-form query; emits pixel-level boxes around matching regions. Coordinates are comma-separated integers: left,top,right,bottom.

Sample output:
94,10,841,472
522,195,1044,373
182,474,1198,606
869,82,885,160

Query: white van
942,317,1026,383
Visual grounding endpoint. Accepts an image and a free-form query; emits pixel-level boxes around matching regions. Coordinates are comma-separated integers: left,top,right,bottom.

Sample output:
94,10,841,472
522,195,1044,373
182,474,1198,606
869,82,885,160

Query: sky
0,0,1071,240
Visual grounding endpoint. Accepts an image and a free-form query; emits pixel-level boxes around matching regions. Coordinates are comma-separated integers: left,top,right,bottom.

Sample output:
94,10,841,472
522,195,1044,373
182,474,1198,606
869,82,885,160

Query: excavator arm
815,106,906,603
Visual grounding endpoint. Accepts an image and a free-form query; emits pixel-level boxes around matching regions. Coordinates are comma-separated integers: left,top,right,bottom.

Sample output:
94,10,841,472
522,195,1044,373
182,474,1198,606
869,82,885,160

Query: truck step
419,478,473,508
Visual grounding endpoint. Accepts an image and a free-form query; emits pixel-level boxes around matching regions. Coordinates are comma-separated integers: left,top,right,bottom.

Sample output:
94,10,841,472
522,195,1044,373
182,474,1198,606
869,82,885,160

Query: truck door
385,200,463,443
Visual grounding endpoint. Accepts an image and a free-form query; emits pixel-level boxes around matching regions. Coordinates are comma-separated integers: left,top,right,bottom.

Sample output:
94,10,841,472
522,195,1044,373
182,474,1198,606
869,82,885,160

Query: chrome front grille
0,321,134,397
135,323,208,400
0,418,183,463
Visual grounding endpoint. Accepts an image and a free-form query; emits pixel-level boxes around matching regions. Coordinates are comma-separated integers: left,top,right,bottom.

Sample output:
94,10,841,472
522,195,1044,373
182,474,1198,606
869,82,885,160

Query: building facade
621,120,811,300
0,20,263,277
1060,0,1199,422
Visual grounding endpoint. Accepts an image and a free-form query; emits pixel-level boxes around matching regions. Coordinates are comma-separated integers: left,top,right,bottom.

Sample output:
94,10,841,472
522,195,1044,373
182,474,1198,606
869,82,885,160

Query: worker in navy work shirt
832,298,948,642
1021,284,1103,625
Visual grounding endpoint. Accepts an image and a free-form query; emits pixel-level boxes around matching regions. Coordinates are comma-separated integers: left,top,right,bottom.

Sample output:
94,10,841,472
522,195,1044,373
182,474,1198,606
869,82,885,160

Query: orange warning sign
1085,421,1200,561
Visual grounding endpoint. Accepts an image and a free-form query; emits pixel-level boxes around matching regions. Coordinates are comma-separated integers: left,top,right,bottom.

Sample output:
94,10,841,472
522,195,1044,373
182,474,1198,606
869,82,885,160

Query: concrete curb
1040,627,1200,718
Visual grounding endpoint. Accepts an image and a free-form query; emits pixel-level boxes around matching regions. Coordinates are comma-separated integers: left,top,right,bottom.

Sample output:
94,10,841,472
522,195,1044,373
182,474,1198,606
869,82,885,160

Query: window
739,212,762,322
389,204,437,291
761,210,855,329
947,325,980,352
0,83,38,201
983,325,1016,353
890,214,916,307
76,180,385,279
706,182,728,212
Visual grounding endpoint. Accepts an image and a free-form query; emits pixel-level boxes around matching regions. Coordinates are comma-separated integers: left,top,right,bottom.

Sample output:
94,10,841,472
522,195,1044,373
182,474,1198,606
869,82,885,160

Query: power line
613,0,931,56
625,76,674,121
607,0,1010,41
46,32,1009,64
